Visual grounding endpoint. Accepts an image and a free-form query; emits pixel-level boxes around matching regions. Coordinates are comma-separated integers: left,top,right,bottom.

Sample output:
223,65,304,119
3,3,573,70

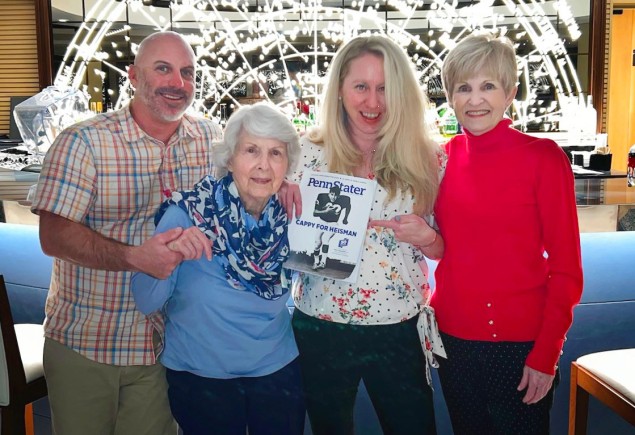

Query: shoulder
183,113,223,138
513,131,569,161
442,134,467,152
51,109,138,154
510,132,573,177
435,144,448,175
300,135,322,151
45,116,108,160
297,135,327,170
57,110,120,137
157,205,193,231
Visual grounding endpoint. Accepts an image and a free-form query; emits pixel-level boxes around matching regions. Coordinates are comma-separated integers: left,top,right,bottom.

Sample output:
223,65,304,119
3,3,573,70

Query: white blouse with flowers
291,137,446,328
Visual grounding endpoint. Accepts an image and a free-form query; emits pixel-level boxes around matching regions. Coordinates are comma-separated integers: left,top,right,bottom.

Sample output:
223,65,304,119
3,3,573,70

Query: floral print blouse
291,137,446,327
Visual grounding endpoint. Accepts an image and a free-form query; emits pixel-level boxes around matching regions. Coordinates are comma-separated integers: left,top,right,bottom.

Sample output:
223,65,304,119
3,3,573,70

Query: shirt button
492,333,497,338
487,303,492,308
488,320,494,325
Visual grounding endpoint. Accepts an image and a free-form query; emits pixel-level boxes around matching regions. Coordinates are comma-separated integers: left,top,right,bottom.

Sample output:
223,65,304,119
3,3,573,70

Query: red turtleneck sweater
431,119,583,375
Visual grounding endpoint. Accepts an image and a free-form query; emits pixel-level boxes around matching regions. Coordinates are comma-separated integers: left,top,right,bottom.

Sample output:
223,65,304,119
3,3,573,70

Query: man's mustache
155,87,189,99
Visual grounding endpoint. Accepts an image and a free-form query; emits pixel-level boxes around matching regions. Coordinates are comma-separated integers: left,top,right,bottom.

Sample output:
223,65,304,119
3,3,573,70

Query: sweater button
487,303,492,308
488,320,494,325
492,333,497,338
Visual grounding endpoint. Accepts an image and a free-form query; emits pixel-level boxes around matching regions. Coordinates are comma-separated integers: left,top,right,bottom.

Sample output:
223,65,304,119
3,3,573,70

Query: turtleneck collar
463,118,514,153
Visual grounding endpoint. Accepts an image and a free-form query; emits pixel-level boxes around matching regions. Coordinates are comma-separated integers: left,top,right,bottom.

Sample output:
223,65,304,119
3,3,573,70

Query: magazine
286,170,377,283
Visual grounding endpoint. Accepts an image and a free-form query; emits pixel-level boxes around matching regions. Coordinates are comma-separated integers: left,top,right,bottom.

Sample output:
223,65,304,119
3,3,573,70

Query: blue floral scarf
156,174,290,300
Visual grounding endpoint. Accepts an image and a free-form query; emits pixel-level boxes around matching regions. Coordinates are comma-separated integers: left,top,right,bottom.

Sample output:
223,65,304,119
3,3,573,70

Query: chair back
0,274,27,406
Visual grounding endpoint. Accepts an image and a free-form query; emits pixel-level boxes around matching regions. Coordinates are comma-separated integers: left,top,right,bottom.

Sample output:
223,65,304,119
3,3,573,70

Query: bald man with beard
31,31,221,435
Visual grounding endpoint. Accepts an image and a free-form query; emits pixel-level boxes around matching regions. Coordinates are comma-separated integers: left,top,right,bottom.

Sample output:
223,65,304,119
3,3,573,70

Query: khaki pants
43,338,177,435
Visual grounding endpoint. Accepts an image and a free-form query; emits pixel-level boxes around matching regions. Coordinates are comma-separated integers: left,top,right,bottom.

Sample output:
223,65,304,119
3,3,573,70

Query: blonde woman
291,35,445,435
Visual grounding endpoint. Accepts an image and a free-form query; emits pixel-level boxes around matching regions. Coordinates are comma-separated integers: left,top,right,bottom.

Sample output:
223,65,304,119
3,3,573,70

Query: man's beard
138,82,193,122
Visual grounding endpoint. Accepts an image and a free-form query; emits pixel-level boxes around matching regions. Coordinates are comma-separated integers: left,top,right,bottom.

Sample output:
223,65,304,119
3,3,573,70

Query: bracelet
418,231,438,250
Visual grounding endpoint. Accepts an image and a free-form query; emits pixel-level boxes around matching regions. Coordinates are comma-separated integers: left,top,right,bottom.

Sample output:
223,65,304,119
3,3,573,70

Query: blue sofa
1,221,634,434
0,223,51,325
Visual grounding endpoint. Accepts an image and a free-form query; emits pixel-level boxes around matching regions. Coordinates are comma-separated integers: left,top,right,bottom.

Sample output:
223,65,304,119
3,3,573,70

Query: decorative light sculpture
53,0,587,131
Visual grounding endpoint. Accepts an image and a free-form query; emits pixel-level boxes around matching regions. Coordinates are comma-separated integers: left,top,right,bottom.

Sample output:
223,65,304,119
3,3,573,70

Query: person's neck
350,133,378,158
351,139,377,178
463,118,513,153
130,100,181,145
243,198,268,219
347,123,378,152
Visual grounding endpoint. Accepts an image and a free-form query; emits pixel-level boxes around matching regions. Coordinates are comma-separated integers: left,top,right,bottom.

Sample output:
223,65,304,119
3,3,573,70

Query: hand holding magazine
285,170,376,283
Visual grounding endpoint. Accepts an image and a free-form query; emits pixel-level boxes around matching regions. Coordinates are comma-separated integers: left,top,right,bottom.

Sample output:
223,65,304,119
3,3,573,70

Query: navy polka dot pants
437,332,559,435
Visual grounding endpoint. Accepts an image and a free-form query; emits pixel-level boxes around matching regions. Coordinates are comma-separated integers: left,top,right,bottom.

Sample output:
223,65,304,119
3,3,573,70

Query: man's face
329,191,338,202
129,35,196,124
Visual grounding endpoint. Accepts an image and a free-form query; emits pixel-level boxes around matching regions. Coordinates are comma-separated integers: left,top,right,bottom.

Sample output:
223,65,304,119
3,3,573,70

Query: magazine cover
286,170,377,283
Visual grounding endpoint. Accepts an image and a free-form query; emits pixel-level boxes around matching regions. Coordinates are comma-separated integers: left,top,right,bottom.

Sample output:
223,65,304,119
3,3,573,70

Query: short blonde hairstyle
442,32,518,101
308,35,440,215
214,102,300,177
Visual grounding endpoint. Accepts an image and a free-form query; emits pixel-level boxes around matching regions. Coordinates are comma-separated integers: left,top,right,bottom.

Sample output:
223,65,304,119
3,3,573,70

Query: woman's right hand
518,365,555,404
168,227,213,261
369,214,436,247
369,214,444,259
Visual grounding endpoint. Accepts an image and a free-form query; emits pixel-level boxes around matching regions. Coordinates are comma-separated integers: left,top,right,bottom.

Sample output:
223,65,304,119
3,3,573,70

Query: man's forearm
39,211,134,271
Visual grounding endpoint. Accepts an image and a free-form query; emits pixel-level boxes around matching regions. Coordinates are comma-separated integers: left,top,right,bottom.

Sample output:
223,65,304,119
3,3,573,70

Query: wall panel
0,0,40,136
607,8,635,170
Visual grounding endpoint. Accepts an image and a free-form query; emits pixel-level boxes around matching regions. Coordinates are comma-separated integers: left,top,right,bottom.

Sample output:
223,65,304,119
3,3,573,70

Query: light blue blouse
131,205,298,379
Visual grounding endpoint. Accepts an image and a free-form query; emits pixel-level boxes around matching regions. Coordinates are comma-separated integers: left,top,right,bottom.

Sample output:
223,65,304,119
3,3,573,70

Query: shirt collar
120,104,202,144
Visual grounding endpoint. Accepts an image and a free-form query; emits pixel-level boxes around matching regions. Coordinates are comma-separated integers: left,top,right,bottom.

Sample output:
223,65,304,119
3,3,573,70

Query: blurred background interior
4,0,635,230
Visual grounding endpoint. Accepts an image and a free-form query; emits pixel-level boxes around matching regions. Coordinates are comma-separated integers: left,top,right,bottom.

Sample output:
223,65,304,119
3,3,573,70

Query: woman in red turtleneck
431,33,583,435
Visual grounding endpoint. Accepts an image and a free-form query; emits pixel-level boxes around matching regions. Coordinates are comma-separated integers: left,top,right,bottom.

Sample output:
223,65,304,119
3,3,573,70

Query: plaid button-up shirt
32,106,222,366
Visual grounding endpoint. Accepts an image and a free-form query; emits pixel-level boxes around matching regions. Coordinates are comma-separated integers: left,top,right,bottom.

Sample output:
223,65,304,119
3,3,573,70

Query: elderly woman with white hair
131,102,304,435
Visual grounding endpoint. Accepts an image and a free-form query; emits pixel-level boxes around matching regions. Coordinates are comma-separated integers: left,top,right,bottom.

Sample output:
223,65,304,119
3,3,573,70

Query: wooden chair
0,275,47,435
569,349,635,435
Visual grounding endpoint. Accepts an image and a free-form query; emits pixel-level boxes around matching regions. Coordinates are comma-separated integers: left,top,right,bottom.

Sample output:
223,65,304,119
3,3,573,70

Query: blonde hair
442,32,518,101
308,35,439,215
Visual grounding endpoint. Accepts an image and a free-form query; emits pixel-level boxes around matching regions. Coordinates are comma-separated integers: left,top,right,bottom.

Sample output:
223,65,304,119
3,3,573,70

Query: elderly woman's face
227,132,289,215
450,71,516,136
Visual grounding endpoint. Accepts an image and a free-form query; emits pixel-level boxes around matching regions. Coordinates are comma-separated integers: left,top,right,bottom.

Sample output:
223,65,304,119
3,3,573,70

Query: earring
338,96,342,101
